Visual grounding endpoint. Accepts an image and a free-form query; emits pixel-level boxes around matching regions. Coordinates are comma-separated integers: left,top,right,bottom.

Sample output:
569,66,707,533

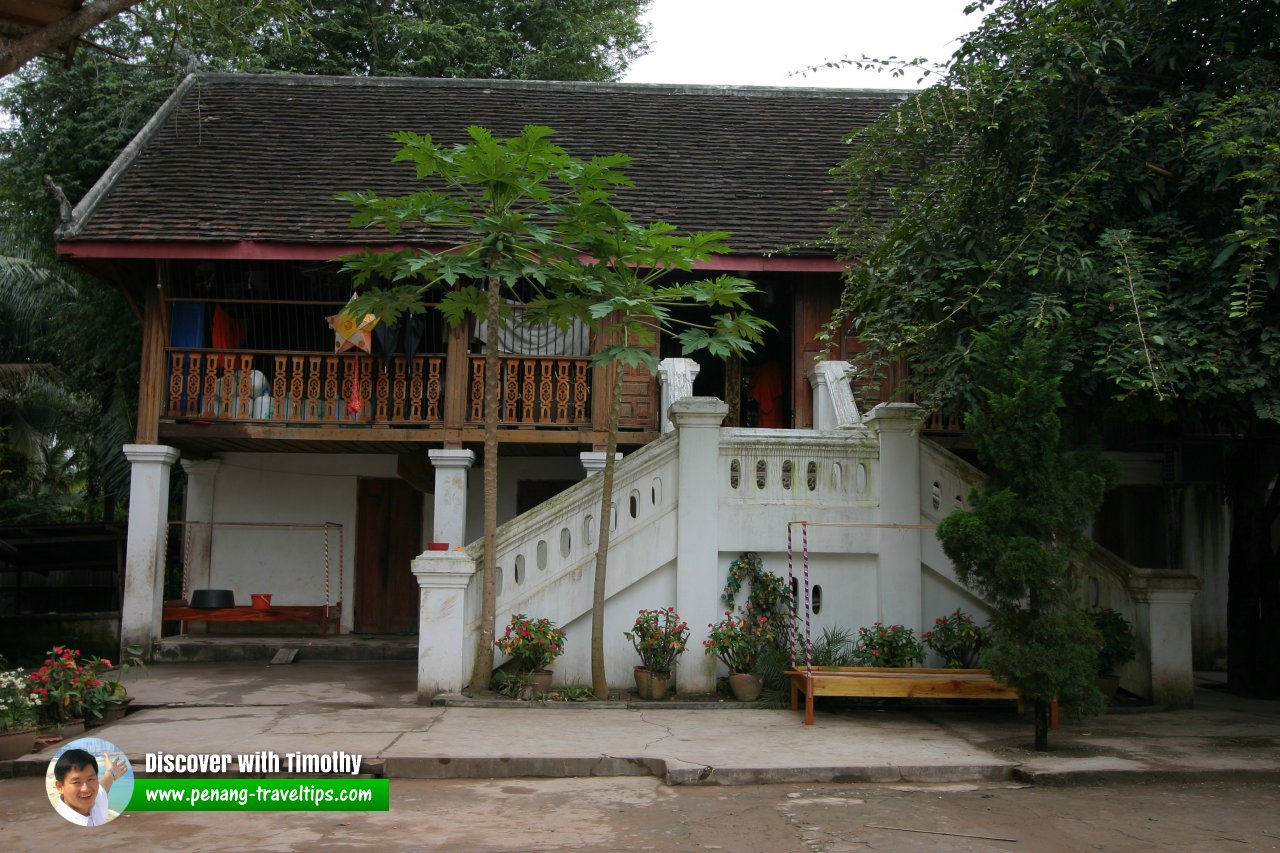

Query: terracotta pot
38,718,85,740
427,542,450,551
530,670,554,698
251,593,273,610
728,672,763,702
0,727,38,761
644,670,673,701
633,666,651,698
85,698,133,729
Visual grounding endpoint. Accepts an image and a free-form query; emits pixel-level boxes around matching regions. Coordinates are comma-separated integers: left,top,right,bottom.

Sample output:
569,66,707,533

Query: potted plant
851,622,926,668
1090,607,1136,699
922,610,989,669
494,613,566,697
28,646,93,735
624,608,690,700
704,610,775,701
84,646,146,728
0,667,44,760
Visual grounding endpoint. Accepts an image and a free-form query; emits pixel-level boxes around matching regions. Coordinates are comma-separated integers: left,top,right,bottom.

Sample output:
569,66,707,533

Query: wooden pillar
136,262,170,444
442,319,469,437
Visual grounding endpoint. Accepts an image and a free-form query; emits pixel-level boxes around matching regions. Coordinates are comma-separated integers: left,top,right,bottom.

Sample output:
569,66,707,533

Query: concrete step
153,635,417,662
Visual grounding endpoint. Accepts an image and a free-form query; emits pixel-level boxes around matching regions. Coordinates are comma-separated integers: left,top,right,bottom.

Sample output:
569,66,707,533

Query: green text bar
130,778,389,811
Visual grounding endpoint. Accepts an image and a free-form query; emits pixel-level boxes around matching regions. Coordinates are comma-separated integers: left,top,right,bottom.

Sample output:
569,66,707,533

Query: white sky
620,0,987,89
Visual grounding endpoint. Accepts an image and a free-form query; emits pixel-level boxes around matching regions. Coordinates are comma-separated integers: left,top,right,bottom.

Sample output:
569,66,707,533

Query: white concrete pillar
121,444,180,658
864,403,923,633
428,449,475,548
657,357,701,433
807,361,861,430
579,451,623,476
1128,576,1201,707
411,550,479,701
179,459,221,595
670,397,728,694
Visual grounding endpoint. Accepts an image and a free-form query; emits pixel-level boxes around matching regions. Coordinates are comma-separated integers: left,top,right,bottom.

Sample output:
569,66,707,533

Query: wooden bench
786,666,1057,727
162,604,341,637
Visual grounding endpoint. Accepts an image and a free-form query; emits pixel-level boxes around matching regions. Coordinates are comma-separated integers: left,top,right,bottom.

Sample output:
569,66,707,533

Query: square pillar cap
669,397,728,427
429,448,477,469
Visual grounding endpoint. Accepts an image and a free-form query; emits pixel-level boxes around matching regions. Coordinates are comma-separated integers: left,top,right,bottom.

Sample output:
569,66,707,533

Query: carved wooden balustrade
164,349,599,429
165,350,444,424
465,355,592,426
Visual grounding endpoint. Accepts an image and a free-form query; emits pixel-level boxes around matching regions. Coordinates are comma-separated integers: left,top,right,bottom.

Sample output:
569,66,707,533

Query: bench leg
805,681,814,726
790,678,798,711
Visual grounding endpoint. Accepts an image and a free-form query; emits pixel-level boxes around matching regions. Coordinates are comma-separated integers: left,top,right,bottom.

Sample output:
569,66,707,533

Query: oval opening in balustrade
756,459,767,489
536,539,548,571
584,515,595,546
514,554,525,585
856,462,869,495
560,527,571,558
651,477,662,506
806,461,818,491
781,459,793,490
629,489,640,519
495,565,504,597
610,503,618,532
729,459,740,490
931,481,942,511
812,584,823,615
832,463,843,492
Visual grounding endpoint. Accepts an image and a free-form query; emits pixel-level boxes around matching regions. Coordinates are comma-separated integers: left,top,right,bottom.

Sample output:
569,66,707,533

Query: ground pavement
4,662,1278,787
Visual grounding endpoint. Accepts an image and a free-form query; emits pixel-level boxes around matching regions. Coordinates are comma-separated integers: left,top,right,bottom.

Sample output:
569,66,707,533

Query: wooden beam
135,262,168,444
0,0,143,78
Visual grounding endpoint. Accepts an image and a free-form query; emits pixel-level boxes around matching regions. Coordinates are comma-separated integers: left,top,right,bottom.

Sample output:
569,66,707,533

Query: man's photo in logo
45,737,133,826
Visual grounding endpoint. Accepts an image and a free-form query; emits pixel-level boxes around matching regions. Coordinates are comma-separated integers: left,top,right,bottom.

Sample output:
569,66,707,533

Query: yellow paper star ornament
326,294,380,353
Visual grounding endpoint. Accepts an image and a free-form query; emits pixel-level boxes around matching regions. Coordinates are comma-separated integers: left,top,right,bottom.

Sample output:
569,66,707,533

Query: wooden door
791,277,843,429
355,478,422,633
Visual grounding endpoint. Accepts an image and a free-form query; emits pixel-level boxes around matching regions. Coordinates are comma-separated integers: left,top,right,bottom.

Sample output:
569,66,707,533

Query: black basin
190,589,236,608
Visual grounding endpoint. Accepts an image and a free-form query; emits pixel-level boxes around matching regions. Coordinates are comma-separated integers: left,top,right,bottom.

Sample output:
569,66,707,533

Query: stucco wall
196,452,423,632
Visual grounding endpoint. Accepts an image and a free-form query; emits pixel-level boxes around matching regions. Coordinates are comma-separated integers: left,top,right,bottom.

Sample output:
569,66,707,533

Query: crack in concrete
635,711,676,749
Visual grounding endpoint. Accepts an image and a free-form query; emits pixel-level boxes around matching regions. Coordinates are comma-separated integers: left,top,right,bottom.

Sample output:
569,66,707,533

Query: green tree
0,0,651,523
835,0,1280,696
564,213,767,697
338,124,638,692
937,327,1117,750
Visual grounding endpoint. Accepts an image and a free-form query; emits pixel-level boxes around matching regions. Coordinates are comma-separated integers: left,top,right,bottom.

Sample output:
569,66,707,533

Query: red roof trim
56,240,845,272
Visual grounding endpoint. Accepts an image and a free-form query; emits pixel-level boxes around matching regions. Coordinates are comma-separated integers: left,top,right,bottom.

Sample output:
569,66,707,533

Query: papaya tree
546,209,768,698
338,124,634,692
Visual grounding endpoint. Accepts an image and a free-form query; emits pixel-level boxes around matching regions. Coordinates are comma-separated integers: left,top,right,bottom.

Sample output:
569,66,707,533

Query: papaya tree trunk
590,369,624,698
468,273,502,692
1034,700,1050,751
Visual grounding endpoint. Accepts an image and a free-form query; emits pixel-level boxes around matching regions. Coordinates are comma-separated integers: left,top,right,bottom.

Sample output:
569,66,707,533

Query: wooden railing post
442,321,469,431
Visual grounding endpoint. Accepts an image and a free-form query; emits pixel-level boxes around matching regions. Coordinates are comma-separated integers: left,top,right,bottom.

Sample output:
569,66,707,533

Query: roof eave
55,72,201,241
54,239,846,272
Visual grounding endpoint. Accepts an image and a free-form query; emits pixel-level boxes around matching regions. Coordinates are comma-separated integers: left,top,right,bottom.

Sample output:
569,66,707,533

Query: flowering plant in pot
0,668,43,732
27,646,95,726
922,609,989,669
495,614,566,673
625,608,690,700
851,622,926,668
625,608,690,674
84,646,146,727
705,610,775,701
0,667,43,760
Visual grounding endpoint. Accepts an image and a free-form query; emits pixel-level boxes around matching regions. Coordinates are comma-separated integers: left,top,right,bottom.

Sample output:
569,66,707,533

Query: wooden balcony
157,347,654,453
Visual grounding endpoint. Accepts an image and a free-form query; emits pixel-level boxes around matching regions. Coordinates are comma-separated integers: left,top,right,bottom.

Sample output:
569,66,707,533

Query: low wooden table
786,666,1057,726
162,604,341,636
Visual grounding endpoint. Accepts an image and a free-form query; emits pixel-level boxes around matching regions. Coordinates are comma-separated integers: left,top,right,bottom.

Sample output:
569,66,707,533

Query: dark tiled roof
60,74,906,256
